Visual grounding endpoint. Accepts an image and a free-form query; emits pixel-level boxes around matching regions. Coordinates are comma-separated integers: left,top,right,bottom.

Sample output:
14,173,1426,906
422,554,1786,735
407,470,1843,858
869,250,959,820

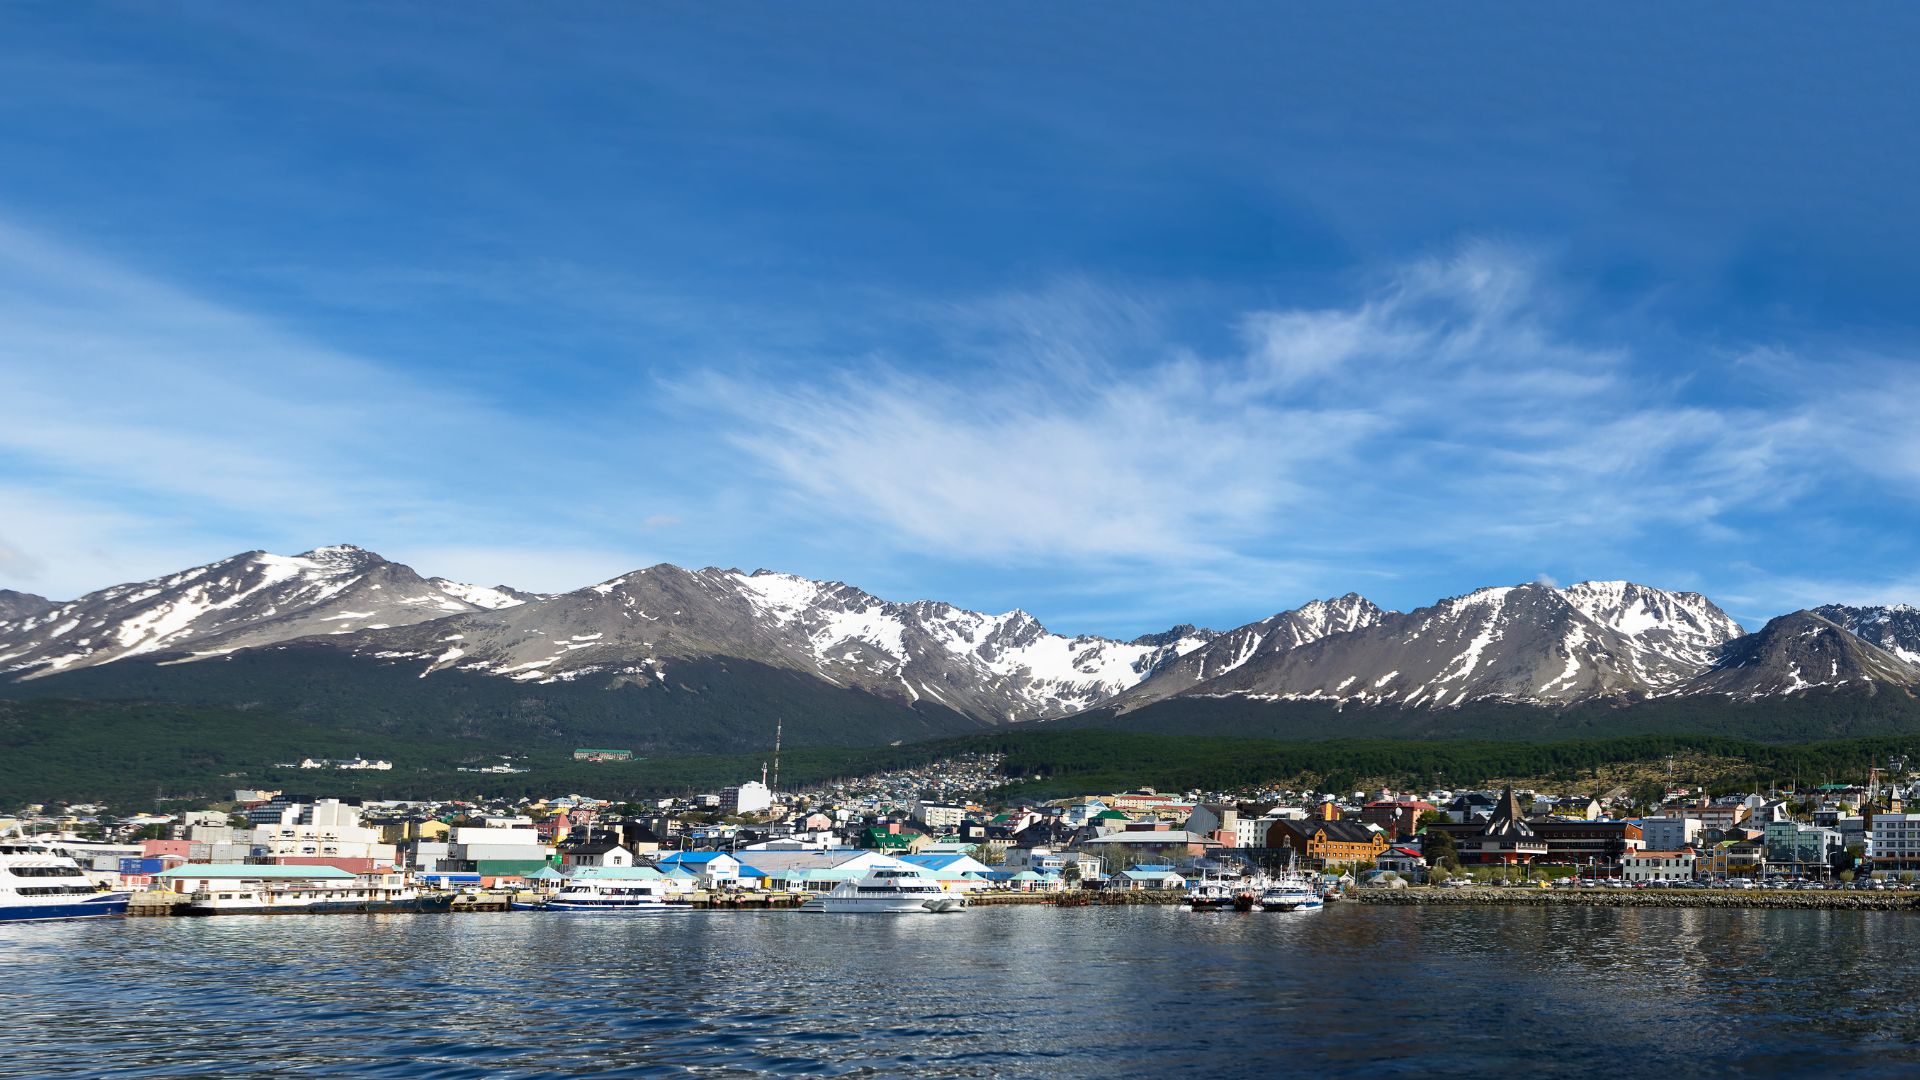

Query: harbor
13,901,1920,1079
26,760,1920,925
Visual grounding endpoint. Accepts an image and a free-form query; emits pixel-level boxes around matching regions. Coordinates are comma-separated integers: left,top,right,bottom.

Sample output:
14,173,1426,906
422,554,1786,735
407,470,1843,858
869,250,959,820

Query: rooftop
155,864,356,879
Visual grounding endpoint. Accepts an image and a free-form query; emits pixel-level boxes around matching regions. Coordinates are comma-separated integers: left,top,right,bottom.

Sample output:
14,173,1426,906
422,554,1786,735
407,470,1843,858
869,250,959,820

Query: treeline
0,698,964,808
1052,689,1920,744
933,730,1920,799
10,691,1920,809
0,647,984,756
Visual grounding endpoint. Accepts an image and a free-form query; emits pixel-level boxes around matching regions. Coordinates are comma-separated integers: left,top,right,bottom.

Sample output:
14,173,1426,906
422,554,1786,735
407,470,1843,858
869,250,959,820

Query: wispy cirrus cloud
0,216,648,597
691,241,1914,619
9,214,1920,633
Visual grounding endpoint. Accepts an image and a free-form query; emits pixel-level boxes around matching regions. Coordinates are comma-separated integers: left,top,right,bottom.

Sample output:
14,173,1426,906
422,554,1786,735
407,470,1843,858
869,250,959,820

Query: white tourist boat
0,838,130,922
182,870,454,916
1255,870,1324,912
531,878,690,912
816,867,966,913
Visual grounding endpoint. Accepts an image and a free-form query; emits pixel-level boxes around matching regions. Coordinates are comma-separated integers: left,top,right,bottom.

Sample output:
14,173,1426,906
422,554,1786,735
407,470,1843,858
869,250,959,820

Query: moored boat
0,839,130,922
166,865,454,916
817,867,966,913
533,878,690,912
1255,870,1324,912
1184,878,1238,911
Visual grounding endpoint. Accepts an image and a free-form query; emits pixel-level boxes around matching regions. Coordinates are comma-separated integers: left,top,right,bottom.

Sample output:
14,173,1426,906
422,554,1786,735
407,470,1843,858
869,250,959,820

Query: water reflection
2,906,1917,1077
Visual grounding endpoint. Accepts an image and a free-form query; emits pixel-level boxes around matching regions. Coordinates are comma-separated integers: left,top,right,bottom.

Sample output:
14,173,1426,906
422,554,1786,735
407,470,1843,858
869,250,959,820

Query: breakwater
1351,886,1920,910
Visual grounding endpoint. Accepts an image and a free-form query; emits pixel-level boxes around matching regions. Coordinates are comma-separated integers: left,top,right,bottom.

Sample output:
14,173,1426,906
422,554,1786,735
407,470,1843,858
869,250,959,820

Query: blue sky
4,6,1920,636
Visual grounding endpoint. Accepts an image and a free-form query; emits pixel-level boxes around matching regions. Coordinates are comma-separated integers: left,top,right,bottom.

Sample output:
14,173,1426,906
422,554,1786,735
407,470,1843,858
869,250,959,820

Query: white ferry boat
0,839,130,922
532,878,690,912
171,866,454,916
1256,870,1324,912
816,867,965,913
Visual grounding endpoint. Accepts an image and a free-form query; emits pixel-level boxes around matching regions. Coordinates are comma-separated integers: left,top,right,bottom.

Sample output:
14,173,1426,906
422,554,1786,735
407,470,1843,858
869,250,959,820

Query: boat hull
0,893,130,922
184,895,455,917
818,897,966,914
533,900,691,912
1256,895,1324,912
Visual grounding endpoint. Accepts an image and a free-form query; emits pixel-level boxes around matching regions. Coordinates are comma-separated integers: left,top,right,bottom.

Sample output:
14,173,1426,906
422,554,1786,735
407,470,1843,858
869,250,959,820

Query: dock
687,889,810,909
126,892,191,917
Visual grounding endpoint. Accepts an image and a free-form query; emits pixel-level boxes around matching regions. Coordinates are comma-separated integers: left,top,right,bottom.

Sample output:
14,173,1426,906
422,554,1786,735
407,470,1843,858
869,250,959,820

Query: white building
916,802,968,830
559,840,634,870
722,781,772,815
1621,849,1696,882
1639,817,1702,852
1870,813,1920,871
655,851,745,888
181,810,240,846
440,824,550,870
251,799,396,864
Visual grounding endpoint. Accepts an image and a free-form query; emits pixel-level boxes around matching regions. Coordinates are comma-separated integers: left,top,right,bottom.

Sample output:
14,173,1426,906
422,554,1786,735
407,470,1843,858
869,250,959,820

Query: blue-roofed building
1114,868,1184,891
899,853,994,893
722,850,910,893
655,851,743,888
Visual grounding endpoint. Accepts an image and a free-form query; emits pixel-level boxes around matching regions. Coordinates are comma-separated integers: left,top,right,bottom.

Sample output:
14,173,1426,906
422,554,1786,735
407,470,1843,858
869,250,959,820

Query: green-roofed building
860,827,915,851
474,859,555,877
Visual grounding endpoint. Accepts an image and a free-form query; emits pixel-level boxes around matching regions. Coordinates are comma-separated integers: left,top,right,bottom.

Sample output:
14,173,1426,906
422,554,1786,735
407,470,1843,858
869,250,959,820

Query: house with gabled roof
654,851,743,888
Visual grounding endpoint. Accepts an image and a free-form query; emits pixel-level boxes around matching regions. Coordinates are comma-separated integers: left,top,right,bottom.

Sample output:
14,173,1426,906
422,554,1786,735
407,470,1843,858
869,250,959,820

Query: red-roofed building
1376,846,1428,878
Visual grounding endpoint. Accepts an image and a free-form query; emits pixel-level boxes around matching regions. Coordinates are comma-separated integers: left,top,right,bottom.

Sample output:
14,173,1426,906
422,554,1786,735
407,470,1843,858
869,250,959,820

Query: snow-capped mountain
15,545,1920,725
332,565,1213,723
1133,581,1746,709
1558,581,1745,686
1106,594,1388,709
1678,611,1920,699
1811,604,1920,666
0,546,529,679
0,589,54,624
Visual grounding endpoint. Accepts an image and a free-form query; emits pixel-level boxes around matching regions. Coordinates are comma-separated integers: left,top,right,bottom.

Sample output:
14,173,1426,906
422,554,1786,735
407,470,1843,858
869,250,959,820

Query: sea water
2,904,1913,1077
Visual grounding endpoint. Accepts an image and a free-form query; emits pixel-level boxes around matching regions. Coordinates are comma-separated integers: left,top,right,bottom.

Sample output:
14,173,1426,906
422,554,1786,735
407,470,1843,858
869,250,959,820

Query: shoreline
1348,886,1920,910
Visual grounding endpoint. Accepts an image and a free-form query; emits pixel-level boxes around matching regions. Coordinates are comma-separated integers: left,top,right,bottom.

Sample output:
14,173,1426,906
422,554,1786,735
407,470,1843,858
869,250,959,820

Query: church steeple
1483,785,1533,837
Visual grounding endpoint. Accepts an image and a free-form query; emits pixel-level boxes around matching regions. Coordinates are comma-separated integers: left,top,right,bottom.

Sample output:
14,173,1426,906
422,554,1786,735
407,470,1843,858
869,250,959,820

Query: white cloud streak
9,218,1920,628
695,241,1914,613
0,217,633,597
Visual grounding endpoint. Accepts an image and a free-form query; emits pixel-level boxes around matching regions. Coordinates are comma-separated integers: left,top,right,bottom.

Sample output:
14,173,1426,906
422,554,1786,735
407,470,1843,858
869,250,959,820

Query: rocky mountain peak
1679,610,1920,700
0,589,57,626
1813,604,1920,666
0,547,530,680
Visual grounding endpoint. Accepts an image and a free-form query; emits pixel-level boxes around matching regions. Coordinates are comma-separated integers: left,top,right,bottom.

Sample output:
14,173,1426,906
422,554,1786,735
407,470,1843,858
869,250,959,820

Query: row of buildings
20,760,1920,894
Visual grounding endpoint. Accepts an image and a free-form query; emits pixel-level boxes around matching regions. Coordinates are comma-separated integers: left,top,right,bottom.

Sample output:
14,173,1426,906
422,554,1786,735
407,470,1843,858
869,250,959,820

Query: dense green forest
8,696,1918,809
0,647,984,755
965,729,1920,799
0,698,963,806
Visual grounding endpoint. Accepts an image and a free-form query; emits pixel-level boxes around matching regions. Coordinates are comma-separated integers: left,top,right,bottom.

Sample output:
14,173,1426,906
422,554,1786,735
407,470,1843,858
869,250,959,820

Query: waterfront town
12,749,1920,915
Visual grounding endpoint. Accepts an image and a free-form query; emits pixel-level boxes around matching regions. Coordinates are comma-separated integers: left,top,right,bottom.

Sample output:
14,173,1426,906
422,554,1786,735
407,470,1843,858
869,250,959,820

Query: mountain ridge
7,547,1920,738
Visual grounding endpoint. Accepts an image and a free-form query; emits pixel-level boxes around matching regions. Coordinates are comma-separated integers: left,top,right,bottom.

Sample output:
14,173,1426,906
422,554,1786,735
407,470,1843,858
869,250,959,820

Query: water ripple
4,906,1920,1077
